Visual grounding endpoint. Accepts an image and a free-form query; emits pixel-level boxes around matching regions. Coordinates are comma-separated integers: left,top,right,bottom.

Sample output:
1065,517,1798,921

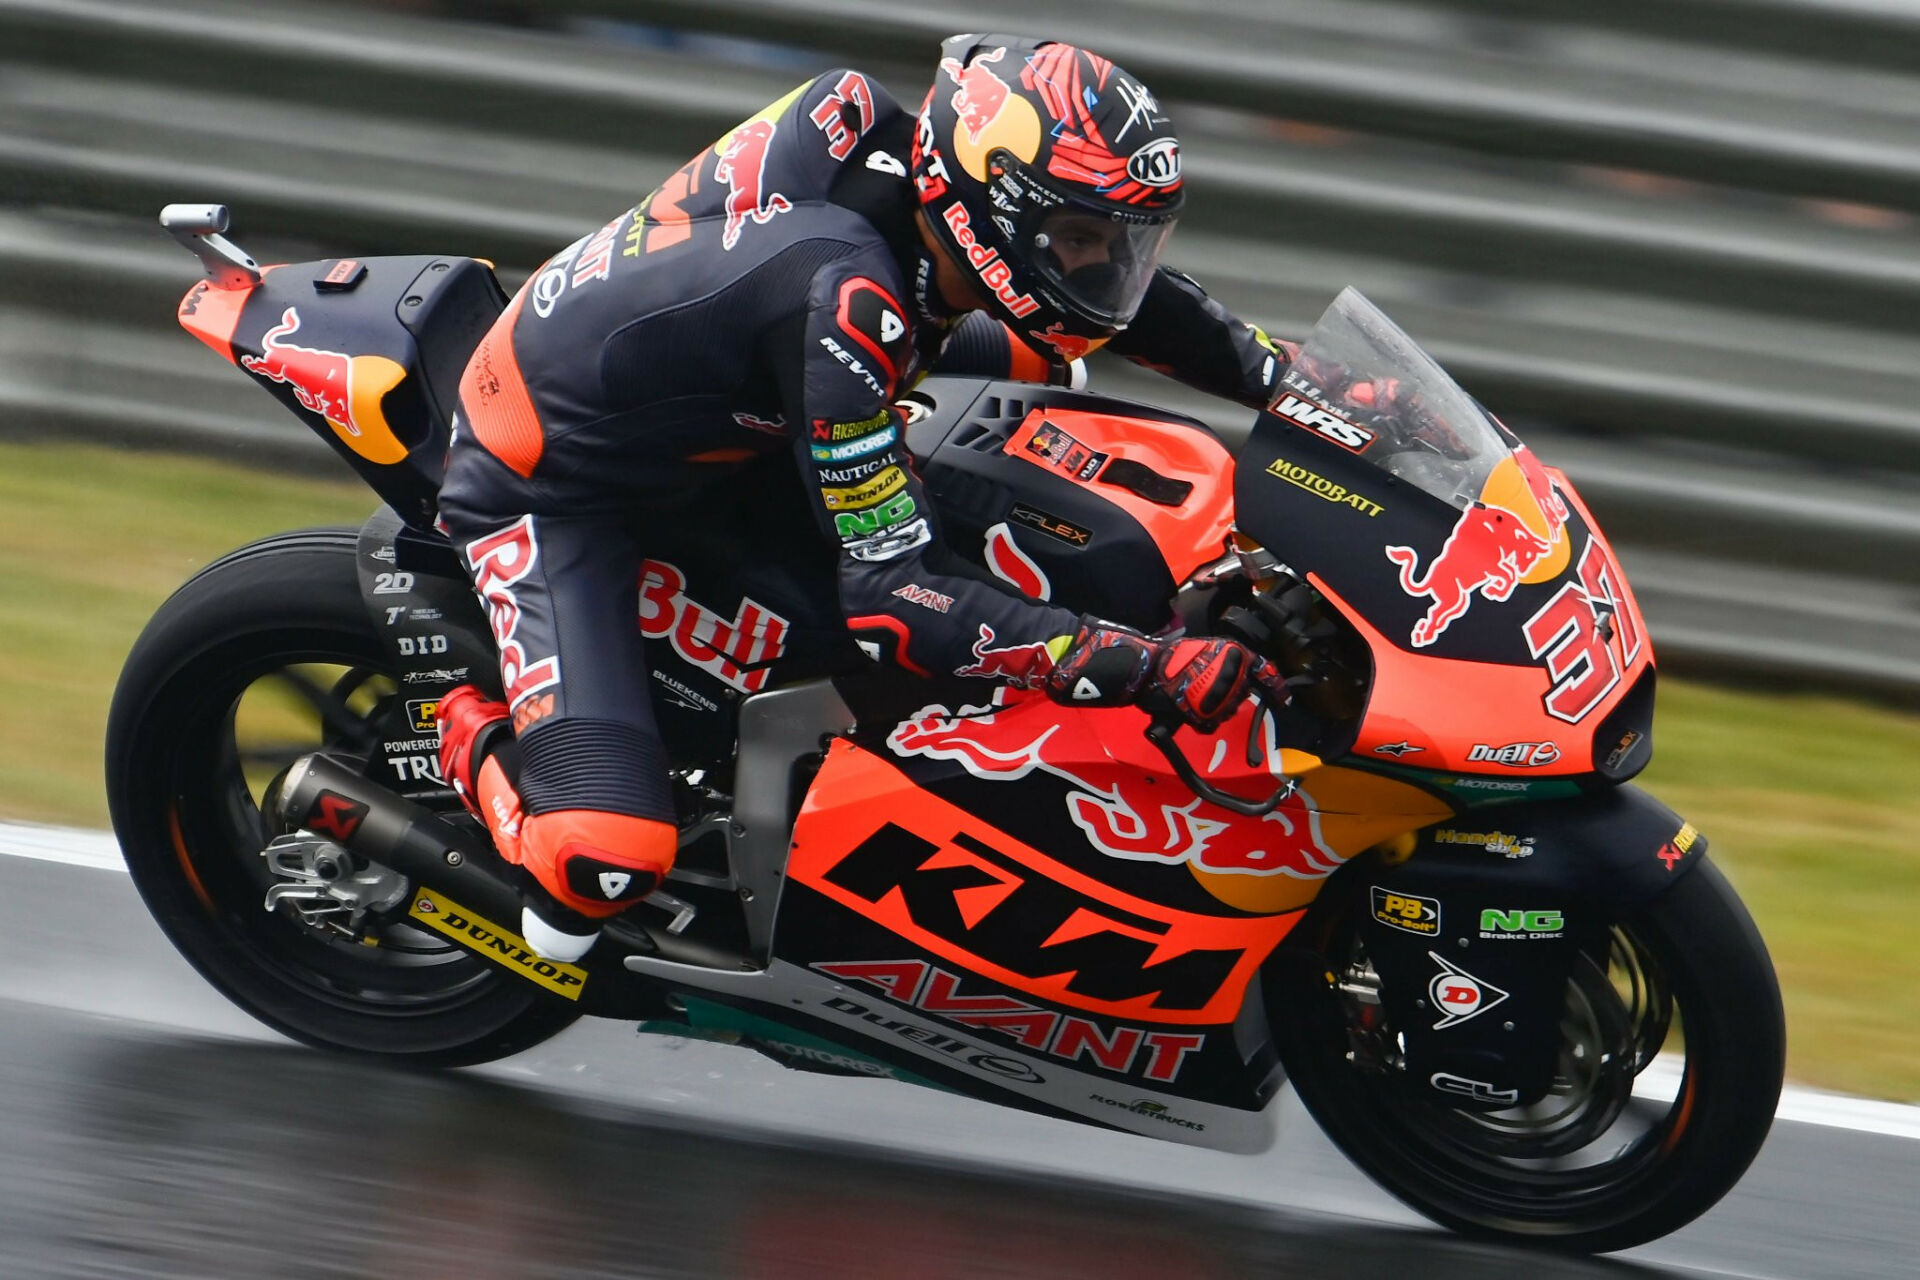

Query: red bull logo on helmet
241,307,409,464
940,46,1012,144
714,119,793,251
887,689,1340,879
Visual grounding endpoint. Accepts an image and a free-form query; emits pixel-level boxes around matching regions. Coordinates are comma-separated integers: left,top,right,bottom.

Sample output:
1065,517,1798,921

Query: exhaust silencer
272,753,524,926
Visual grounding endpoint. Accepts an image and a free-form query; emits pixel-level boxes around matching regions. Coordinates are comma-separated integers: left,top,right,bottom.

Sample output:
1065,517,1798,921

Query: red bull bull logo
940,46,1012,143
715,119,793,251
1385,501,1554,648
952,623,1057,683
240,307,409,464
887,689,1339,879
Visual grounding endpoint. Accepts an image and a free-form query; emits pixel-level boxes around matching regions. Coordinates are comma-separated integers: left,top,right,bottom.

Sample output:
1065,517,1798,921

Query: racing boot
436,687,678,962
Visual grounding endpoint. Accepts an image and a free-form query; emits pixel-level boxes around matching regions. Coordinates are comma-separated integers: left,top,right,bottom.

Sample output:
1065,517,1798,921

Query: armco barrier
1,0,1916,694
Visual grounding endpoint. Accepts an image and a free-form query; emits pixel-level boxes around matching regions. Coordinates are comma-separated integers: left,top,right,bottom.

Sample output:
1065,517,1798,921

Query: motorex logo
812,428,898,462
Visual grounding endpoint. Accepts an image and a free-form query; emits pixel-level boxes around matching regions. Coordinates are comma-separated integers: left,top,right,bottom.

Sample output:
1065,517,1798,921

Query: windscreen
1275,288,1511,510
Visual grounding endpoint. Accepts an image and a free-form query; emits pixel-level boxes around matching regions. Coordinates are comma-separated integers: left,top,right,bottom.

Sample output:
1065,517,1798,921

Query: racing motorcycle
107,205,1785,1253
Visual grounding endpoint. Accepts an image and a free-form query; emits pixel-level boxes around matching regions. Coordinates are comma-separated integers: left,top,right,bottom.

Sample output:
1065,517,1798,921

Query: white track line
7,819,1918,1141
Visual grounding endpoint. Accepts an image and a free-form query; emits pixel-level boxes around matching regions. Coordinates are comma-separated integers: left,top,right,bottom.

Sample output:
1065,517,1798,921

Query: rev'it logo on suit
835,276,910,382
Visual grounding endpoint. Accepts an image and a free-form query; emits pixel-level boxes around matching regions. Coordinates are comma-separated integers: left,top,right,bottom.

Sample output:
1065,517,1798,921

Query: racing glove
1044,619,1284,733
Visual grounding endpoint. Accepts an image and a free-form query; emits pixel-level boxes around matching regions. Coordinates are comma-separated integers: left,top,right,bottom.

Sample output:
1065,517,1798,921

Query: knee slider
522,809,677,919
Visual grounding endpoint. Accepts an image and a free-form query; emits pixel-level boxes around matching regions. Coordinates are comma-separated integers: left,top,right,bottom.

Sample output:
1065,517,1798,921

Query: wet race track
3,832,1917,1280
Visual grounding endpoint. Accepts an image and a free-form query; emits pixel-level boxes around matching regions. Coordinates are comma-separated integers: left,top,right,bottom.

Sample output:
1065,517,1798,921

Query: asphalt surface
2,845,1915,1279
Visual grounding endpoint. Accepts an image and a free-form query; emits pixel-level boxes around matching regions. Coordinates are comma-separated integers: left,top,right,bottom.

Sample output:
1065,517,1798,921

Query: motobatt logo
1433,828,1535,857
789,803,1293,1024
814,960,1205,1083
638,559,789,694
941,204,1040,319
406,887,586,1000
1265,458,1383,516
1371,887,1441,936
1267,395,1374,453
240,307,409,465
1467,741,1561,767
889,689,1341,880
465,517,561,710
714,118,792,250
1427,951,1508,1029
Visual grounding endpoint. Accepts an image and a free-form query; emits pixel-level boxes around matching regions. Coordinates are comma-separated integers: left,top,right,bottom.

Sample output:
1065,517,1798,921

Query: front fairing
1233,290,1654,780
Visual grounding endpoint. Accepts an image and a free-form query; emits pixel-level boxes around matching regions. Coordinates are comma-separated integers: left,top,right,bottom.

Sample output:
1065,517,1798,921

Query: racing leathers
436,70,1289,936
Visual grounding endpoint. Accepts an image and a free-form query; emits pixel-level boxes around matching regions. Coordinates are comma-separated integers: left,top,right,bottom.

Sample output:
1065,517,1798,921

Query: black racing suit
437,69,1288,828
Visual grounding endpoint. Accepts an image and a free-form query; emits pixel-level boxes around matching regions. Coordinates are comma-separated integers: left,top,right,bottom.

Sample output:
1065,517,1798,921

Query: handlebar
1143,702,1297,817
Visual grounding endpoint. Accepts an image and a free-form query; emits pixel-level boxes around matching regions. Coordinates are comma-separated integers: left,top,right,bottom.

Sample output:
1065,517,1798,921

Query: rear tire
105,528,579,1067
1272,856,1784,1253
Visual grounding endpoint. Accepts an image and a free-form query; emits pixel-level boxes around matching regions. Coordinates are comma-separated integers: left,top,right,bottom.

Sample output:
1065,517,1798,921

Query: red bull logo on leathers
888,689,1339,879
940,46,1012,143
715,119,793,251
240,307,409,464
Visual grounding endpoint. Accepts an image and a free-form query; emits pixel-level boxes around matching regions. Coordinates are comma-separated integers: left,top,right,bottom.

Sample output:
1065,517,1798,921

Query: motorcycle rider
435,35,1299,961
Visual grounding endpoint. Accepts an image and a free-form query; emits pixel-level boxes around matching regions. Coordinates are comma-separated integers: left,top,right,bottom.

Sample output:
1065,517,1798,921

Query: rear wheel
105,528,578,1066
1271,857,1784,1253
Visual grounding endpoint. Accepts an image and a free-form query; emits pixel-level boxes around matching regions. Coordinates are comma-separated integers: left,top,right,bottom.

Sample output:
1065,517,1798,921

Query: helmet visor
1023,201,1176,328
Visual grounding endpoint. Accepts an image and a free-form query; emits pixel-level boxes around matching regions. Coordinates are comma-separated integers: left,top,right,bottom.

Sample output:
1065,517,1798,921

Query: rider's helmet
912,34,1185,363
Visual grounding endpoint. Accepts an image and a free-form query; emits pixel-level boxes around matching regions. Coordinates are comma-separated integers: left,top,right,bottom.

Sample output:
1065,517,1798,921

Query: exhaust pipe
270,753,525,927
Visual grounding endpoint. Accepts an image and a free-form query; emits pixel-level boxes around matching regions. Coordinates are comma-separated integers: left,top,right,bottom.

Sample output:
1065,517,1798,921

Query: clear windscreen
1278,288,1511,510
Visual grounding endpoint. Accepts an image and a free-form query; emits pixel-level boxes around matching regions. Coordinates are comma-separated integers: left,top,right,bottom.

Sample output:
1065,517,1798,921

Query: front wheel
105,527,579,1066
1271,856,1785,1253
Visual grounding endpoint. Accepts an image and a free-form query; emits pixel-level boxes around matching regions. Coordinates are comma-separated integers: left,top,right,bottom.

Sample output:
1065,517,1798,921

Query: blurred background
3,0,1919,1089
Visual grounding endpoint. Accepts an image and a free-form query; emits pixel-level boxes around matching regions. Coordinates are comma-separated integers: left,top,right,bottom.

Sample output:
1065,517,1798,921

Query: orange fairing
1006,409,1234,584
176,278,253,366
789,740,1296,1025
1319,558,1643,775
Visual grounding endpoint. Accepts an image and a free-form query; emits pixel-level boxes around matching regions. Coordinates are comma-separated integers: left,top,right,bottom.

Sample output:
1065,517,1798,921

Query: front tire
1272,856,1784,1253
105,527,578,1066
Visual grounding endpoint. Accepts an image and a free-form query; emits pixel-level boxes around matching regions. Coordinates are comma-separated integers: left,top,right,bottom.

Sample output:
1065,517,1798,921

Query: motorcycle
107,205,1784,1253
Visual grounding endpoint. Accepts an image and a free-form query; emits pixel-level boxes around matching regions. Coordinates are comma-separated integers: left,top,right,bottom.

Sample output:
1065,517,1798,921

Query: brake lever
1143,716,1296,817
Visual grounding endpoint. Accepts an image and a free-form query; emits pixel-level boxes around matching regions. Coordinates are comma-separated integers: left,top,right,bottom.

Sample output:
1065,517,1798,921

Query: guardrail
1,0,1916,696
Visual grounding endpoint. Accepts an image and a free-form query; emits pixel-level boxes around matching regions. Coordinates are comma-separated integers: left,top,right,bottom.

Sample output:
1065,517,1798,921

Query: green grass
2,439,1917,1099
0,441,373,824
